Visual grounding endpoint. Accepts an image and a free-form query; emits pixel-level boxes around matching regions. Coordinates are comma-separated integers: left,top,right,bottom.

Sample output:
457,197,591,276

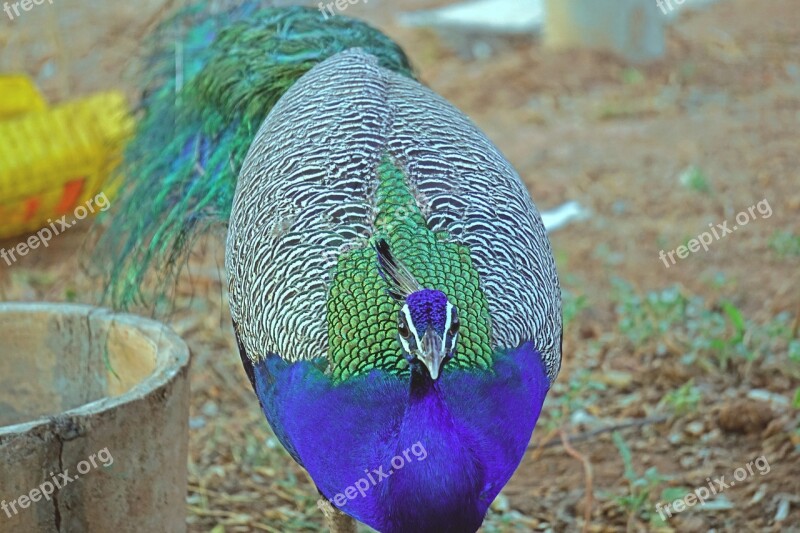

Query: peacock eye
449,316,460,335
398,319,411,338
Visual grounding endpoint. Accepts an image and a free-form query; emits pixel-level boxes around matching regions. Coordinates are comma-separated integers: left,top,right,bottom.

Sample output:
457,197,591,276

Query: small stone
746,389,790,407
570,409,598,427
188,417,206,429
775,498,790,522
491,493,510,512
201,401,219,417
697,495,734,511
749,484,768,504
684,421,705,436
700,428,721,443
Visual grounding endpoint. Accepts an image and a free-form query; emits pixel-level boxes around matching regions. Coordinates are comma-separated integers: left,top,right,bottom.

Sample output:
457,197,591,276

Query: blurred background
1,0,798,531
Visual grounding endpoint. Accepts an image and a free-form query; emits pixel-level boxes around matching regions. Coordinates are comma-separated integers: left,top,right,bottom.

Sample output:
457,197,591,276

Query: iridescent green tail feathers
97,3,414,308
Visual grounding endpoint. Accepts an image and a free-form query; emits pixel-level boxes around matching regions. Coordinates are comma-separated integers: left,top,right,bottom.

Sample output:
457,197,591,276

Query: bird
100,4,562,532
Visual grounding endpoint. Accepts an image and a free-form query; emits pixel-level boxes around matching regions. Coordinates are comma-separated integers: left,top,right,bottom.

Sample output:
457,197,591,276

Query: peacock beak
418,328,445,380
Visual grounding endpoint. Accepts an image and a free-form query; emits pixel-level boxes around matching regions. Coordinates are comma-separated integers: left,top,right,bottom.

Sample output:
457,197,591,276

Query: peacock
100,3,562,532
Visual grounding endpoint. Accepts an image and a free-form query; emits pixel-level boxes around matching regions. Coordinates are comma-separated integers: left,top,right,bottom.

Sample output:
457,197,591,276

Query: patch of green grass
595,99,656,120
659,380,702,416
708,300,746,366
744,311,799,375
769,230,800,257
64,287,78,302
612,280,690,345
622,67,646,85
678,165,711,193
652,486,693,527
543,368,607,431
610,431,669,525
612,279,753,369
704,271,731,289
593,243,624,266
790,340,800,364
562,288,589,328
557,262,590,329
612,279,797,379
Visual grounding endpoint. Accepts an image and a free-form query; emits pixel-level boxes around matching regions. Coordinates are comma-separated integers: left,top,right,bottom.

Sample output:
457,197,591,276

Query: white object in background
540,201,589,233
398,0,543,34
659,0,725,21
398,0,543,59
398,0,725,61
543,0,665,63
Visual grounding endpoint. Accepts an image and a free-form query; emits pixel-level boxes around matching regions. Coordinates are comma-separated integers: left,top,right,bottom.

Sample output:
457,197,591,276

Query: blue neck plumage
381,365,486,533
253,341,550,533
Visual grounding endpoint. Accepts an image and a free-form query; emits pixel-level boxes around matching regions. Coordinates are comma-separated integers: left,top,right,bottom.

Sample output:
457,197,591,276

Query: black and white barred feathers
225,50,562,383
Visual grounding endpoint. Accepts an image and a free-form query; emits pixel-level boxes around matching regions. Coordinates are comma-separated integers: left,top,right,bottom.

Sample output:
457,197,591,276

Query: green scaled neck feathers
326,157,493,380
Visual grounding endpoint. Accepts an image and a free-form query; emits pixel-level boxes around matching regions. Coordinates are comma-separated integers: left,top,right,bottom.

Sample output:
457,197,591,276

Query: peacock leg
317,493,357,533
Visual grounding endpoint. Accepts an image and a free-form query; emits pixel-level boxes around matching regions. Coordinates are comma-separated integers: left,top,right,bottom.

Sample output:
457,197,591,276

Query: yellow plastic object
0,91,134,240
0,75,47,118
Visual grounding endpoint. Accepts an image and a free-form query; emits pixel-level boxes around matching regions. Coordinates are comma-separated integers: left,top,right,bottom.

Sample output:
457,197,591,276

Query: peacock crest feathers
326,157,493,380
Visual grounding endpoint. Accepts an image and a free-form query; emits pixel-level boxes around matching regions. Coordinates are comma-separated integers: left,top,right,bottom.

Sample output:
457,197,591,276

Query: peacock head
375,239,460,379
397,289,459,380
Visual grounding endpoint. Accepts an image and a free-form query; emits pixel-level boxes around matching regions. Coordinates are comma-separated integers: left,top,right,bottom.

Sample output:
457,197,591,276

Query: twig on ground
528,415,669,450
560,429,593,533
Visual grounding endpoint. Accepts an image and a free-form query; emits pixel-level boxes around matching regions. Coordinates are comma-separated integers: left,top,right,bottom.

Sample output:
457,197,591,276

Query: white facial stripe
400,304,422,351
443,302,454,350
398,335,412,354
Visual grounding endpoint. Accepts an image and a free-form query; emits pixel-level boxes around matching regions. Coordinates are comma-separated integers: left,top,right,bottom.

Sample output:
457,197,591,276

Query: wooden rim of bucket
0,302,190,437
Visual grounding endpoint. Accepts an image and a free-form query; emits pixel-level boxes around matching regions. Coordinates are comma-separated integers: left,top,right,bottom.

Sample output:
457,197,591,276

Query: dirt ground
1,0,798,531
